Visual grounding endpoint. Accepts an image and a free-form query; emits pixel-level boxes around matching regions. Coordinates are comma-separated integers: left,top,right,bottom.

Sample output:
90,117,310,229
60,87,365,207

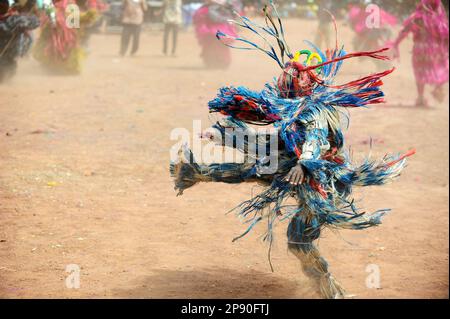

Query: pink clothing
394,0,449,85
193,5,237,40
348,5,397,52
348,5,397,35
193,4,237,68
87,0,108,12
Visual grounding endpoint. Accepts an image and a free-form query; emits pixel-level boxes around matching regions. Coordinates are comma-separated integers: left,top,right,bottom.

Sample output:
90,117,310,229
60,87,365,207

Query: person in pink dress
392,0,449,107
193,0,239,69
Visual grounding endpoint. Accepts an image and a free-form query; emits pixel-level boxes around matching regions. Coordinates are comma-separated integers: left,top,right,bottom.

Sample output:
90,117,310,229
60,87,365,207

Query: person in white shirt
162,0,182,56
120,0,147,56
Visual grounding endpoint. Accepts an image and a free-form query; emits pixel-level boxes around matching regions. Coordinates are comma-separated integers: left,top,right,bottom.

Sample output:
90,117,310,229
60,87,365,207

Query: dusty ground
0,19,448,299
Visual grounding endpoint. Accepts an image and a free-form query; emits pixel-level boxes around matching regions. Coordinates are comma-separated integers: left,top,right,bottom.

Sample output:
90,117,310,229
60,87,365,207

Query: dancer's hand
384,40,399,60
390,43,400,61
284,164,305,185
392,48,400,60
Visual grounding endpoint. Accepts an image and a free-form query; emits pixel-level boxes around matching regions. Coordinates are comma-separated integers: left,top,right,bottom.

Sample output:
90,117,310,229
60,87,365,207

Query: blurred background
97,0,450,26
0,0,448,298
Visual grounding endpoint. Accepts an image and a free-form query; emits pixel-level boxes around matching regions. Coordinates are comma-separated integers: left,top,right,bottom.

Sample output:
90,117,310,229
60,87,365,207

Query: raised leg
287,211,346,299
170,147,259,195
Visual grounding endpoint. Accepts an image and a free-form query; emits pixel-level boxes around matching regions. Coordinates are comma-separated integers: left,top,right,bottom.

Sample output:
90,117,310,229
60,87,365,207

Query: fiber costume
193,0,239,69
391,0,449,107
33,0,99,74
171,1,414,298
0,0,40,82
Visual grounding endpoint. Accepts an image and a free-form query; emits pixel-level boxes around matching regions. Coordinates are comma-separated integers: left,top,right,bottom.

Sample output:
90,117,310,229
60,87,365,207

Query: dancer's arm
208,86,280,125
284,116,329,185
392,16,414,59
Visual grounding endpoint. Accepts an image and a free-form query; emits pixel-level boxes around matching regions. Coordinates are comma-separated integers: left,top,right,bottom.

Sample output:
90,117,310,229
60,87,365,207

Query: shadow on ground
112,267,314,298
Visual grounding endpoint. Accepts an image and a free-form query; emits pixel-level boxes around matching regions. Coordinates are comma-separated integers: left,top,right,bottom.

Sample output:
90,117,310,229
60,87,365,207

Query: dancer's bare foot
320,274,347,299
169,146,201,196
431,86,445,103
415,97,430,108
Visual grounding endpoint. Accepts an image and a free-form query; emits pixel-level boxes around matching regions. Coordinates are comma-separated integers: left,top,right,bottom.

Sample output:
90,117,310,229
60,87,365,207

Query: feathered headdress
216,0,394,99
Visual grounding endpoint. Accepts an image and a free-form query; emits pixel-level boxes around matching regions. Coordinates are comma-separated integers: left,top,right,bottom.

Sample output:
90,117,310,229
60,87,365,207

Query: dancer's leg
431,83,445,103
287,211,346,299
171,159,258,195
120,24,132,56
163,23,169,55
131,25,141,56
170,144,263,194
172,24,179,55
415,81,428,107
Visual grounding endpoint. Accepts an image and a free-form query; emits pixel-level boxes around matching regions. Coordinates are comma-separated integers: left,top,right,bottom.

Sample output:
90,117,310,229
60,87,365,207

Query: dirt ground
0,19,448,299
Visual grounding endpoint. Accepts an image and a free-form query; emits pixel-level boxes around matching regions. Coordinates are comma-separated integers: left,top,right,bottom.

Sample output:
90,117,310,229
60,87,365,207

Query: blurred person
162,0,182,56
347,1,397,68
120,0,147,56
192,0,239,69
171,1,414,299
242,0,256,17
314,0,333,49
391,0,449,107
33,0,98,74
76,0,108,50
181,0,201,29
0,0,39,82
